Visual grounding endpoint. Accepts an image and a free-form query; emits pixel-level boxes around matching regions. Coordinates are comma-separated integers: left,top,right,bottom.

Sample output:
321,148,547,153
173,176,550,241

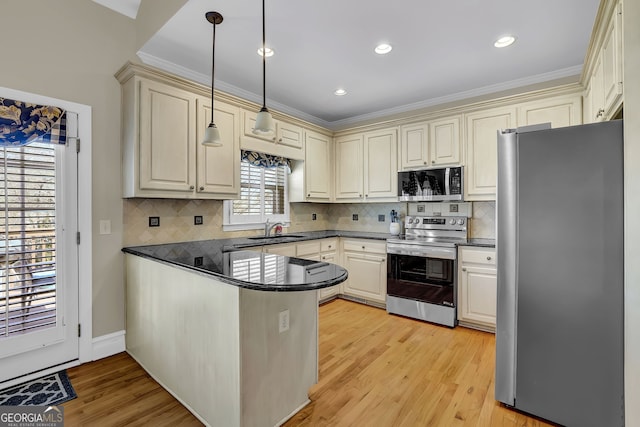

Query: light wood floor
63,299,555,426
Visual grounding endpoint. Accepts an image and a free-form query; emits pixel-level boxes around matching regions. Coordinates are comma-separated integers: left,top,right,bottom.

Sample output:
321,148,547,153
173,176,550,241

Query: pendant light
253,0,275,136
202,11,223,147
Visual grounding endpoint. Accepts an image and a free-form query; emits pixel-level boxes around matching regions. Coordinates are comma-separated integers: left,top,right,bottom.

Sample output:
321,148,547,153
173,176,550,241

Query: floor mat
0,370,77,406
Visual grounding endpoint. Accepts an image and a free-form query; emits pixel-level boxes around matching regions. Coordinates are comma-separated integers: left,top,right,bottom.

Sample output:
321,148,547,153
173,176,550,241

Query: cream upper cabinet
121,75,240,199
340,239,387,304
516,94,582,128
590,54,606,123
196,98,241,197
601,3,623,116
430,116,461,166
464,106,516,201
583,1,623,123
303,130,332,201
136,79,197,195
400,123,429,169
399,116,461,170
334,134,364,200
363,128,398,200
457,246,497,332
241,110,304,160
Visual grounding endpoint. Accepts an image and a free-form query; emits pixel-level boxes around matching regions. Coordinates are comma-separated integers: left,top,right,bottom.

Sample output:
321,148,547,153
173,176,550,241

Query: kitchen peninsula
123,239,347,427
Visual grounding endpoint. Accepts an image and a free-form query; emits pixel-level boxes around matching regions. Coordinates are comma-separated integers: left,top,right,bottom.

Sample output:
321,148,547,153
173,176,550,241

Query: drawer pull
362,246,365,249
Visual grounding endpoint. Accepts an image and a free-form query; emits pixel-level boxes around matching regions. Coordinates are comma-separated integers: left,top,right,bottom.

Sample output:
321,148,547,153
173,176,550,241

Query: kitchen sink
246,234,306,240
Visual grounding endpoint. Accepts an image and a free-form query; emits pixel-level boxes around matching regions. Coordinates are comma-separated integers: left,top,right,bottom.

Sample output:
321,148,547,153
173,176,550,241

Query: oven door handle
386,245,456,260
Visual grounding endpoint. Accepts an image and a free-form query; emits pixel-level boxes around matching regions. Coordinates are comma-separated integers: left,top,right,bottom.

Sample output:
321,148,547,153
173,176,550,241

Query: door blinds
0,142,57,338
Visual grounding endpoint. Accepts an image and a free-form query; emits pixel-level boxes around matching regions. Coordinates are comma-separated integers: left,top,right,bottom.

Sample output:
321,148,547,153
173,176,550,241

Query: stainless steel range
386,210,469,327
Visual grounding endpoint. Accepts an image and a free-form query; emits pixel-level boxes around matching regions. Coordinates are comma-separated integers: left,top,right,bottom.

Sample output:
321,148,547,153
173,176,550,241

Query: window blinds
232,160,286,217
1,142,57,338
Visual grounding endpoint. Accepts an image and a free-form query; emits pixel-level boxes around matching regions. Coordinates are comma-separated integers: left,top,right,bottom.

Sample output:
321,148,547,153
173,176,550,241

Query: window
224,155,290,230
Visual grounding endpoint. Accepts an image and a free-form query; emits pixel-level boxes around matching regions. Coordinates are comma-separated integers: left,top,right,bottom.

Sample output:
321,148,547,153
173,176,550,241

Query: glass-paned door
0,140,78,382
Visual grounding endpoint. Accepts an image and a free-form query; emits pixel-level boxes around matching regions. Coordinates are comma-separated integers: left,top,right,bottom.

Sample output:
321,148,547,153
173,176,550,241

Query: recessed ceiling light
334,88,347,96
374,43,392,55
494,35,516,48
257,47,274,57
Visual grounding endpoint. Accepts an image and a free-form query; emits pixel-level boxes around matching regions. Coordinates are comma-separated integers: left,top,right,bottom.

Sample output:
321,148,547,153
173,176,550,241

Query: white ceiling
133,0,600,129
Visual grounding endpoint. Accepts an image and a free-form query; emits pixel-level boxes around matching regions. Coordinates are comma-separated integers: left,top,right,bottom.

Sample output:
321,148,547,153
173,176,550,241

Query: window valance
241,150,291,170
0,97,67,147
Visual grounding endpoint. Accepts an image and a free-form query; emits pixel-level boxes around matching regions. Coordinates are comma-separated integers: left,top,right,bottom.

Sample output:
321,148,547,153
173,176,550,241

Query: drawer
459,246,496,266
320,238,338,252
342,239,386,255
296,240,321,257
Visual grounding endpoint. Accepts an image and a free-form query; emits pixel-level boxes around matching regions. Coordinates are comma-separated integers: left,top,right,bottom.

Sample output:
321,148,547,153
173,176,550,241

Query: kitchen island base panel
125,255,318,427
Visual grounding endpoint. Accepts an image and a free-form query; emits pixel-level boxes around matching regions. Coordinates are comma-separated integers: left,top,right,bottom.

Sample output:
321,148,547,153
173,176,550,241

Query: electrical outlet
378,214,385,222
279,310,290,333
149,216,160,227
194,215,203,225
352,214,359,221
449,204,459,213
312,213,317,220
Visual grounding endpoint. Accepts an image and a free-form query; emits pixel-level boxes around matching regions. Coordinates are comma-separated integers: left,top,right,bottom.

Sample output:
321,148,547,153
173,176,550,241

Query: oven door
387,251,456,307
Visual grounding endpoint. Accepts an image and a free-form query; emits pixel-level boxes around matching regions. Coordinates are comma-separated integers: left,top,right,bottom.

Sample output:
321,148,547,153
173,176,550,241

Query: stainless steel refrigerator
495,120,624,427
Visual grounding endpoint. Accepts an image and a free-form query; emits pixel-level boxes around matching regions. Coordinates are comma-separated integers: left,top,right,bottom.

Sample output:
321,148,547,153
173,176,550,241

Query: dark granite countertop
123,238,348,292
123,231,494,291
458,238,496,248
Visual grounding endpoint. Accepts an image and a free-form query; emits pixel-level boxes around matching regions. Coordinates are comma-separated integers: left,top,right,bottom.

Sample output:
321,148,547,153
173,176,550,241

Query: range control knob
407,217,414,224
457,218,465,225
449,218,456,225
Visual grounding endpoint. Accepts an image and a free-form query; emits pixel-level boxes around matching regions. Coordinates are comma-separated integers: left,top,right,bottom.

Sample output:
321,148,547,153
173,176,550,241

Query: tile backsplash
468,201,496,238
123,199,493,246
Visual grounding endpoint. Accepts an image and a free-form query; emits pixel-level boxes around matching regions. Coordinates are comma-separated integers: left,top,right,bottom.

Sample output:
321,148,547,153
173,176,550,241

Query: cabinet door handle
199,186,204,191
596,108,605,118
365,194,368,197
272,136,277,142
362,246,365,249
189,185,195,190
278,138,283,143
328,245,332,249
432,160,436,164
307,193,311,197
359,194,362,197
486,256,492,261
423,161,427,165
462,267,467,272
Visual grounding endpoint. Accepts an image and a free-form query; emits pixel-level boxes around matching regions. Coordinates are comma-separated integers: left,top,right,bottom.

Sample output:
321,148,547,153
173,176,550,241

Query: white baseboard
92,330,126,361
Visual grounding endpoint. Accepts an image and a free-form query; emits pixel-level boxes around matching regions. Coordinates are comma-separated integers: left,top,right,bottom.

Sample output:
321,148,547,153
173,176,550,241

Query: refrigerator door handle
495,128,518,406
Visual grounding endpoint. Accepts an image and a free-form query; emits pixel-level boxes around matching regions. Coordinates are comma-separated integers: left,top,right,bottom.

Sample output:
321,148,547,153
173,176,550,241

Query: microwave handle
445,168,450,196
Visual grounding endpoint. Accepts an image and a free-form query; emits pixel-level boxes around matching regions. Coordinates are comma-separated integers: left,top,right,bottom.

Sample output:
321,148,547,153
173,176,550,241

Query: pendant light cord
211,19,216,124
261,0,267,110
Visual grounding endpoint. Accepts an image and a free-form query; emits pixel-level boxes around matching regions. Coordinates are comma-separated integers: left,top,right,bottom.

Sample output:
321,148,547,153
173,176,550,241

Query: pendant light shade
253,0,275,136
202,11,223,147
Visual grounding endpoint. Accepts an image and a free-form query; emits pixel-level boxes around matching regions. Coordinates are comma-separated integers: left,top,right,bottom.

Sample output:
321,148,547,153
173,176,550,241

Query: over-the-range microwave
398,166,463,202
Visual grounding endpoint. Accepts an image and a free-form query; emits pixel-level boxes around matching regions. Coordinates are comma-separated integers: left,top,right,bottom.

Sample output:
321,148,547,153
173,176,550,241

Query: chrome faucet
264,219,284,237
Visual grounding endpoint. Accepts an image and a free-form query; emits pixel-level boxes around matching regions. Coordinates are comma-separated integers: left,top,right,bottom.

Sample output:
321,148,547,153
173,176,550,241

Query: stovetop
388,215,469,247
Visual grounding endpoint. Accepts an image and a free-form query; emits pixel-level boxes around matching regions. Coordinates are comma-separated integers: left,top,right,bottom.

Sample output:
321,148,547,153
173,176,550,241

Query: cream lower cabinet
317,239,339,301
119,70,240,199
264,242,297,257
457,246,497,332
340,239,387,304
